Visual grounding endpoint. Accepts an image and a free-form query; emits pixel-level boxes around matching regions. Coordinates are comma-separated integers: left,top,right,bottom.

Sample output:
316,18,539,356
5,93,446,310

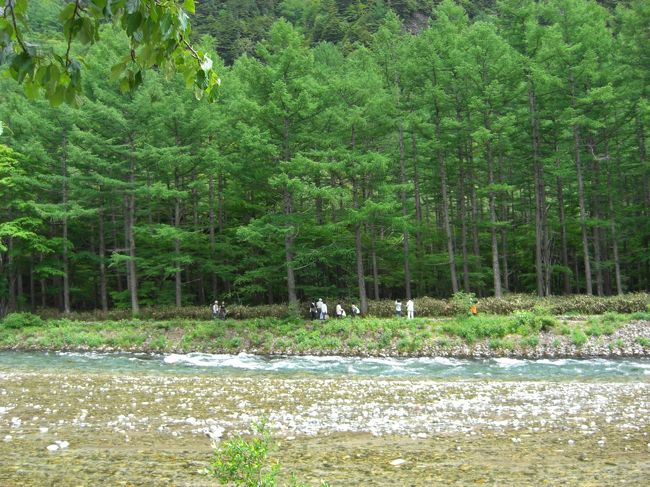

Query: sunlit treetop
0,0,219,106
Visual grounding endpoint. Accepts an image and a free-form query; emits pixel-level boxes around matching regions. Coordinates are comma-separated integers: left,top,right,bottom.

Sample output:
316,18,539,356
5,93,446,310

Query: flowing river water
1,351,649,485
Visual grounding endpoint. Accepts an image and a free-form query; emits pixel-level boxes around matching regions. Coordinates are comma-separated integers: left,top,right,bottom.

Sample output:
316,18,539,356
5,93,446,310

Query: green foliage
0,0,219,105
520,335,539,348
489,338,514,350
636,338,650,347
211,420,280,487
571,330,588,347
0,312,44,329
210,420,328,487
511,309,557,335
451,292,477,315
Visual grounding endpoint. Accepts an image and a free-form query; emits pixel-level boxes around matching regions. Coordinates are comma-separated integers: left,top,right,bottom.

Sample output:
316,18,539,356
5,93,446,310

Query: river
1,352,649,485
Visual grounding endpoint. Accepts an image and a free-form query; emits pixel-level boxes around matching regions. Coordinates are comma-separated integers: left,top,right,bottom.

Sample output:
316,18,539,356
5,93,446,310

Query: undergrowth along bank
1,311,649,357
28,293,650,322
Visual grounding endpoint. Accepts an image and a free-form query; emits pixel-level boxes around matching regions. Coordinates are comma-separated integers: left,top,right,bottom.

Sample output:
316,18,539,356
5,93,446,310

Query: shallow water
1,352,649,485
3,351,650,380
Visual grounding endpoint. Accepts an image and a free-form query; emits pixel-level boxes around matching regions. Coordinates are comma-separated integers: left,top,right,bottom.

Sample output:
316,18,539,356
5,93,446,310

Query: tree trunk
126,152,140,315
411,133,423,295
371,227,380,300
174,171,182,308
397,124,411,299
27,260,34,311
98,201,108,312
529,83,546,297
283,117,298,307
458,154,471,292
439,148,458,294
555,141,571,295
353,182,368,314
486,132,502,297
208,173,217,299
607,168,623,295
571,77,593,295
61,135,71,314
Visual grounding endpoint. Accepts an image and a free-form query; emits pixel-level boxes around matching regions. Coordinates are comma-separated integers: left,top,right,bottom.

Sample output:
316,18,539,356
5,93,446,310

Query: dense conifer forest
1,0,649,315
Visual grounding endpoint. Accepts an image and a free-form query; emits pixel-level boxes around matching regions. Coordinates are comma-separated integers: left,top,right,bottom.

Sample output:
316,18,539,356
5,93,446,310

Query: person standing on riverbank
316,299,323,319
320,301,328,320
211,301,219,320
395,299,402,318
407,299,414,319
310,301,318,320
350,304,360,318
336,303,343,319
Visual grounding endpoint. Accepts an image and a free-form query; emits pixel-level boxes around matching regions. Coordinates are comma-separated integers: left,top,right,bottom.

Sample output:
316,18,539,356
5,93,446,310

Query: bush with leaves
0,312,44,329
211,420,328,487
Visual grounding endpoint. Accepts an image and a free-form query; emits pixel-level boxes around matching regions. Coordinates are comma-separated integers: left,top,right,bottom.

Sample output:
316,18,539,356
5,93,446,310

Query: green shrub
1,312,44,329
608,338,624,350
150,335,170,350
520,335,539,348
571,330,588,347
226,337,242,350
322,337,342,349
512,311,556,335
636,337,650,347
489,338,514,350
451,291,477,316
211,420,279,486
347,334,363,349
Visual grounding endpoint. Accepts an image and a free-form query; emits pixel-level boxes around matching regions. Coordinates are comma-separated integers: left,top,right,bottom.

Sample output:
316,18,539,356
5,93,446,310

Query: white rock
39,427,49,434
390,459,406,466
46,444,59,452
3,435,12,442
55,440,69,449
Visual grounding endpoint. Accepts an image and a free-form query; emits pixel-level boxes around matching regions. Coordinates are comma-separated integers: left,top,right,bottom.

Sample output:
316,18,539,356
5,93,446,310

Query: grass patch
520,335,539,348
571,330,588,347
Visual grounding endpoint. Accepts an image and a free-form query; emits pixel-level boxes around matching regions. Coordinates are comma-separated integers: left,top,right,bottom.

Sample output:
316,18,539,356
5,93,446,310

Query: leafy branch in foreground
0,0,219,105
210,419,329,487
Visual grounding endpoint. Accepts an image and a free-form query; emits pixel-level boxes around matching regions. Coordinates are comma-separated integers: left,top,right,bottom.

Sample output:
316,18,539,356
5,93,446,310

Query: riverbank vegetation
2,306,649,357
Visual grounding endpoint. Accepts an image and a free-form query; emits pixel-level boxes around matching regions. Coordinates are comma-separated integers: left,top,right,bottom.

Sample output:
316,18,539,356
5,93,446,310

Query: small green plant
150,335,170,350
347,334,362,349
520,335,539,348
571,330,588,347
608,338,625,350
636,337,650,347
211,420,328,487
211,420,279,486
489,338,514,350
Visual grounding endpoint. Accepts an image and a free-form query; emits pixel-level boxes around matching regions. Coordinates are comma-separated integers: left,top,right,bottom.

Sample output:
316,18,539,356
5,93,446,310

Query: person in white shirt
320,301,328,320
336,303,343,318
395,299,402,317
406,299,414,319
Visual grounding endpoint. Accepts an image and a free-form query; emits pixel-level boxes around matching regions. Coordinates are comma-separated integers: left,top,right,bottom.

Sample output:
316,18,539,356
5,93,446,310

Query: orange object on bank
470,305,478,315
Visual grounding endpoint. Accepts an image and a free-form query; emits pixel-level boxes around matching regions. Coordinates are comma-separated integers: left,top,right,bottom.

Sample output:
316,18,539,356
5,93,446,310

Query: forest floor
1,313,649,358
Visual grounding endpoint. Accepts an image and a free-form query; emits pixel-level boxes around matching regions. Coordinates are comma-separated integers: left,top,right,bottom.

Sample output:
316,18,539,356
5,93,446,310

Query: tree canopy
0,0,649,316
